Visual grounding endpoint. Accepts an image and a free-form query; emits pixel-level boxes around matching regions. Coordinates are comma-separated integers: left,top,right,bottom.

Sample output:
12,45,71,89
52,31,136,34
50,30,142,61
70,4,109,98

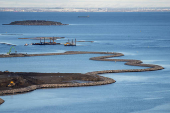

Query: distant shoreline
0,51,164,105
0,7,170,12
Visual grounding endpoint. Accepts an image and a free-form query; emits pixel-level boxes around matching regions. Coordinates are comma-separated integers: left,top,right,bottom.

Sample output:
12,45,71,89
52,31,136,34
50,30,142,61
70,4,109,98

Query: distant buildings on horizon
0,7,170,12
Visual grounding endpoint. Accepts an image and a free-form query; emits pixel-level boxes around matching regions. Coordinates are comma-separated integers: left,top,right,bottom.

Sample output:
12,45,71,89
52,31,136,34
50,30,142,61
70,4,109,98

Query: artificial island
0,51,164,105
3,20,68,25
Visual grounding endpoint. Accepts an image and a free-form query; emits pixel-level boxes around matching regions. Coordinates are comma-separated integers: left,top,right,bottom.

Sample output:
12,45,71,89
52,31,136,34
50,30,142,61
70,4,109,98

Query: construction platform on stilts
32,37,61,45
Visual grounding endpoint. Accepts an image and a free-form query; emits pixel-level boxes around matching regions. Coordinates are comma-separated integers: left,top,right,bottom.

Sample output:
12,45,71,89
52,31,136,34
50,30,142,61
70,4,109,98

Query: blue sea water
0,12,170,113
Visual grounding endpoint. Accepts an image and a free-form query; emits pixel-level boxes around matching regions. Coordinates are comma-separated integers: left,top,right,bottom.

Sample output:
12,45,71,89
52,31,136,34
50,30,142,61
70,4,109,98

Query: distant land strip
18,37,65,40
0,51,164,104
1,34,23,35
2,20,68,26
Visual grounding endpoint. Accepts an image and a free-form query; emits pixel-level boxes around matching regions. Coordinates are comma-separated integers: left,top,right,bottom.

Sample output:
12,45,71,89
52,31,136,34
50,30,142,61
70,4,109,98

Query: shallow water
0,12,170,113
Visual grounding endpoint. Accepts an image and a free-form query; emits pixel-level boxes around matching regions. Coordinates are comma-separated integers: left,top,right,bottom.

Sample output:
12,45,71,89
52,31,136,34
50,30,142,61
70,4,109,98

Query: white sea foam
26,50,65,54
0,42,7,43
161,64,170,68
154,90,170,93
55,50,66,53
146,90,170,94
69,24,96,26
140,83,157,85
142,60,165,64
143,97,164,100
110,75,152,82
119,52,136,56
139,46,170,48
156,39,170,41
69,24,111,26
131,103,170,113
93,41,100,42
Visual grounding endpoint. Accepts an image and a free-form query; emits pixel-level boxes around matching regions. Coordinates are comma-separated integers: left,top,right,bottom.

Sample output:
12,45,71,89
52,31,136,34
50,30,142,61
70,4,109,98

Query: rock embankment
0,75,115,95
0,98,4,105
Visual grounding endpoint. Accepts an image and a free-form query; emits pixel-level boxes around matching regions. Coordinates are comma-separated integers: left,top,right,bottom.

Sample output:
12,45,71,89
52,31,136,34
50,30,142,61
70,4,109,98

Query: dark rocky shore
0,98,4,105
0,72,110,90
0,51,164,105
3,20,68,25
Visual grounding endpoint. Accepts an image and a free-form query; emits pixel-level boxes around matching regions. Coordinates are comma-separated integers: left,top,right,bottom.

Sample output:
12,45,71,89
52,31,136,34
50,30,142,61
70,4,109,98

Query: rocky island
3,20,68,25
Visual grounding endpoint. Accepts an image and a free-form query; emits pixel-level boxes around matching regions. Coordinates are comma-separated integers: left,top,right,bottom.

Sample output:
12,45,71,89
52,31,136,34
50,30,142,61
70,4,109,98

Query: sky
0,0,170,8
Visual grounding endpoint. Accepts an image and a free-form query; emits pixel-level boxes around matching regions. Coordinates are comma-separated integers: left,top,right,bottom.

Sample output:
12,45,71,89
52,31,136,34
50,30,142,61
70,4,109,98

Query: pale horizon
0,0,170,8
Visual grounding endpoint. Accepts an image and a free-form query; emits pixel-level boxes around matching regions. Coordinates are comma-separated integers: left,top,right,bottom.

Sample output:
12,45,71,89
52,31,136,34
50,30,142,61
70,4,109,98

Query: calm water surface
0,12,170,113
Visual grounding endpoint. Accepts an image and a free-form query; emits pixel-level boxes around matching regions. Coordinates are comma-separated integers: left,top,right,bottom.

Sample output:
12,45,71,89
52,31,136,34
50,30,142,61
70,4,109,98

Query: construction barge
23,37,77,46
32,37,62,45
64,39,76,46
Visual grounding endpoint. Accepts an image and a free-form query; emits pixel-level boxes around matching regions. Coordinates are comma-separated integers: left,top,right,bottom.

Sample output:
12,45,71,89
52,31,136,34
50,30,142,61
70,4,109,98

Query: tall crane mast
7,46,16,55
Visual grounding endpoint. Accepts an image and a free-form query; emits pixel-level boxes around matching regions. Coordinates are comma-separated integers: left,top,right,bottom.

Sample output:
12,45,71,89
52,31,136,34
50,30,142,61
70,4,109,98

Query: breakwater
0,51,164,97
